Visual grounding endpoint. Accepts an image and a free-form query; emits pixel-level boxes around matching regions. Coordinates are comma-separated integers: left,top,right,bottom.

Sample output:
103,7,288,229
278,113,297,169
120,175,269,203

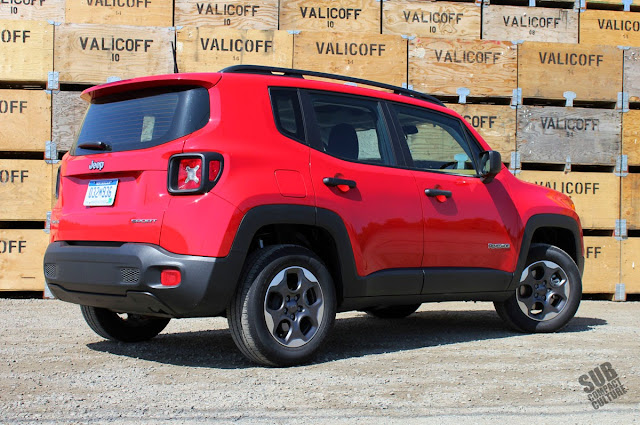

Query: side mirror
480,150,502,181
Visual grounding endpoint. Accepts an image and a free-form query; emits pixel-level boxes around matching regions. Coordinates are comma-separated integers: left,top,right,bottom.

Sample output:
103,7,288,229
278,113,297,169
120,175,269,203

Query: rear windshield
71,86,210,156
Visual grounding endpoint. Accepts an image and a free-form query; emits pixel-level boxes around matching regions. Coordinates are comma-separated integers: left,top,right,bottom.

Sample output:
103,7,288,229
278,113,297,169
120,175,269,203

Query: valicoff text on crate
482,5,578,44
518,42,622,102
409,38,517,97
0,20,53,83
0,0,64,22
280,0,380,34
383,0,480,40
175,0,278,29
293,32,407,86
519,170,619,229
0,159,52,221
177,28,293,71
0,90,51,152
54,23,174,84
447,104,516,159
517,106,621,166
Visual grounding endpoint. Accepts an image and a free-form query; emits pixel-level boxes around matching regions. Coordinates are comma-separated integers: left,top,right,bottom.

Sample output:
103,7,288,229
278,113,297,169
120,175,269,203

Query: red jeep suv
44,66,584,366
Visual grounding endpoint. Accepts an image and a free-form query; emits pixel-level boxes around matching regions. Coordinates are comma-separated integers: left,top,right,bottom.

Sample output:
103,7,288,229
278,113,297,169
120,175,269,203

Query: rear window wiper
77,141,111,151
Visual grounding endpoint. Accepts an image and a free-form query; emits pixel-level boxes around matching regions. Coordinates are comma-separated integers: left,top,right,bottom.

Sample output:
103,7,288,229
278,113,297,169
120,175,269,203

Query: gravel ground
0,299,638,424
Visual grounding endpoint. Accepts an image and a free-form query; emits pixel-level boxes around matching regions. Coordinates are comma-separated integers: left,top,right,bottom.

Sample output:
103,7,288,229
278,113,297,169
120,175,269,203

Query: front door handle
425,188,452,198
323,177,357,189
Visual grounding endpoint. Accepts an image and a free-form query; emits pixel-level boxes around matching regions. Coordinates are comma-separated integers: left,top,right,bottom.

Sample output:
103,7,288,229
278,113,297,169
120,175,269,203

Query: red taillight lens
168,153,223,195
161,269,181,287
209,160,221,181
177,158,202,190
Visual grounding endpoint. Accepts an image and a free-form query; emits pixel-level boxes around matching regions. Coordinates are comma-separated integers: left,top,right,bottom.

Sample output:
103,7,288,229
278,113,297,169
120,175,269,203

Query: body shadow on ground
87,309,606,369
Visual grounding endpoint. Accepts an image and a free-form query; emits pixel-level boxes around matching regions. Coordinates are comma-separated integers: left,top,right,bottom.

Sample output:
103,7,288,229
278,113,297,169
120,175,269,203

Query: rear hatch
55,79,214,244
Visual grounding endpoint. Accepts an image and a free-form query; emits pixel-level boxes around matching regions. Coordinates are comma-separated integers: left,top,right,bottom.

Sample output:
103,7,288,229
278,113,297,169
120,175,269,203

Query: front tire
227,245,337,367
80,306,170,342
494,244,582,333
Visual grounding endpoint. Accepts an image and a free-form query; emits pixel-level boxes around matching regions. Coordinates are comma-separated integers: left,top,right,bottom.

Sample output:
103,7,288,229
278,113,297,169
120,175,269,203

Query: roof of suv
81,66,446,110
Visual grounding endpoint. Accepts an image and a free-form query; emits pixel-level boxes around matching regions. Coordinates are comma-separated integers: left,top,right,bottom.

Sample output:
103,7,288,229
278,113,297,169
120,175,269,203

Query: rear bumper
43,242,243,317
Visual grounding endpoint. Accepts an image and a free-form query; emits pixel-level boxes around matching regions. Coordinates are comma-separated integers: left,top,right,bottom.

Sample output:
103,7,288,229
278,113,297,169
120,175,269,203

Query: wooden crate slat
383,0,480,40
0,89,51,152
0,229,47,291
293,32,407,87
518,171,619,229
623,110,640,166
0,0,64,22
0,159,52,221
65,0,173,27
518,42,622,102
175,0,279,29
52,91,85,153
622,237,640,294
622,173,640,229
582,236,620,294
624,47,640,103
54,23,175,85
446,103,515,158
177,27,293,72
580,10,640,48
585,0,640,5
517,106,621,166
280,0,381,34
482,5,578,44
0,20,53,83
409,38,517,97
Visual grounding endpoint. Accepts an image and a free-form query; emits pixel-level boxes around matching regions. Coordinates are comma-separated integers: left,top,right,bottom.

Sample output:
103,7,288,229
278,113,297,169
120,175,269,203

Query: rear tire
494,244,581,333
365,304,421,319
227,245,336,367
81,305,170,342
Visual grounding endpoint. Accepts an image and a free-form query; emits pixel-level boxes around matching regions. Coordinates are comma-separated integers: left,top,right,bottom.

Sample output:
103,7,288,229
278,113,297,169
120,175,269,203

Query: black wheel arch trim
229,208,584,310
508,213,584,291
228,204,360,302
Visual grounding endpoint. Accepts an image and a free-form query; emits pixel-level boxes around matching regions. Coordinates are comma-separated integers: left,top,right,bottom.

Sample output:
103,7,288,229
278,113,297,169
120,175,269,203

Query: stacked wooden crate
488,6,623,299
0,0,638,298
0,18,54,291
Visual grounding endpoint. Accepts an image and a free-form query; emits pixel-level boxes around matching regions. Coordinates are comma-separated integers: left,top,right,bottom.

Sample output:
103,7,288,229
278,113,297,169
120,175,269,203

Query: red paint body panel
414,170,521,271
309,150,423,276
182,76,316,215
51,71,582,280
53,139,185,244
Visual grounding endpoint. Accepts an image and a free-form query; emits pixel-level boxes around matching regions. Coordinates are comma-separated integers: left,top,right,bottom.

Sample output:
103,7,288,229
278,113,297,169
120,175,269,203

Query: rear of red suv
45,74,248,320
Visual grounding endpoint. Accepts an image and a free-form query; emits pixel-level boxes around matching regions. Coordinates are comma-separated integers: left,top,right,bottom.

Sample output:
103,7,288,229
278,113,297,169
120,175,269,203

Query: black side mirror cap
480,150,502,181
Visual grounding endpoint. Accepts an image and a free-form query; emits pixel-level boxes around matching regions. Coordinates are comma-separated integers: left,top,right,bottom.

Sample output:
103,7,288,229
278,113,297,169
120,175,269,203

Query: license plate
83,179,118,207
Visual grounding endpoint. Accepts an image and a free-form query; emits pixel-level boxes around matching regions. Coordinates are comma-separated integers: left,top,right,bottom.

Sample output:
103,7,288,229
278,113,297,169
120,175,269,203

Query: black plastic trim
507,214,584,291
44,241,242,317
220,65,445,107
323,177,356,189
45,207,582,318
422,268,512,294
425,188,452,198
167,152,223,195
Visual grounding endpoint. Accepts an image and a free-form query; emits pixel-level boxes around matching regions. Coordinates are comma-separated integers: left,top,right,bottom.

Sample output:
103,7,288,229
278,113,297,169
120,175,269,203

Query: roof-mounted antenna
171,41,179,74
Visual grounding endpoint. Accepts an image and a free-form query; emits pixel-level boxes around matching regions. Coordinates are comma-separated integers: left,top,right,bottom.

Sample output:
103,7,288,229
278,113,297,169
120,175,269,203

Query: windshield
71,86,210,156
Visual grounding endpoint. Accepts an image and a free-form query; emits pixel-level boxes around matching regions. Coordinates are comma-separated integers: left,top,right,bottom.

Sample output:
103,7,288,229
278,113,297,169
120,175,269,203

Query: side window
392,104,480,175
270,88,305,143
308,92,393,165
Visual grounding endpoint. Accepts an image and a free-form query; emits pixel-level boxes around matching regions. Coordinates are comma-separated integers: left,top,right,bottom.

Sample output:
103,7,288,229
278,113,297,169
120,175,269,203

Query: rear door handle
425,188,452,198
323,177,357,189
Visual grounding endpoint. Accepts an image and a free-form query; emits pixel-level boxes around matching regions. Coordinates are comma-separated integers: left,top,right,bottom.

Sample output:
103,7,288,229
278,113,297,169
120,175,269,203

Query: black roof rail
219,65,445,107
